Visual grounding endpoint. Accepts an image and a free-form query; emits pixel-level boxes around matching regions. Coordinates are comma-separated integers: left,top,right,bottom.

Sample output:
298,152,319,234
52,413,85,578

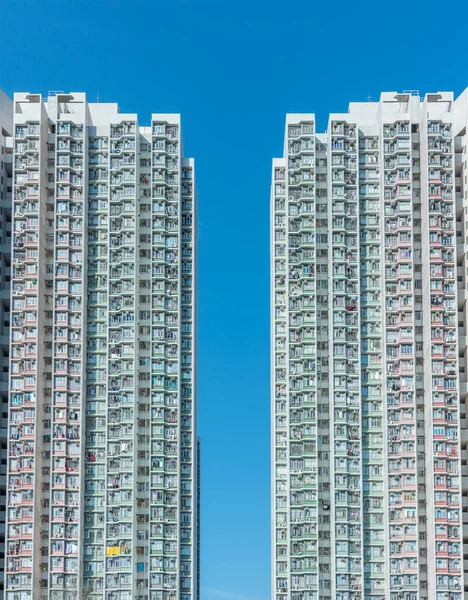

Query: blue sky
2,0,468,598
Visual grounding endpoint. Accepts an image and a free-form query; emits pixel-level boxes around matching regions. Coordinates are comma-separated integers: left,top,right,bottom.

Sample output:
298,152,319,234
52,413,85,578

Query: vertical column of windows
135,133,153,600
42,125,56,598
272,158,288,600
6,119,43,600
358,134,385,600
382,120,420,598
411,129,427,598
329,120,363,600
287,121,319,600
0,99,12,599
83,132,109,599
315,141,332,600
105,121,138,600
425,120,462,599
48,119,85,600
149,122,180,600
180,161,194,599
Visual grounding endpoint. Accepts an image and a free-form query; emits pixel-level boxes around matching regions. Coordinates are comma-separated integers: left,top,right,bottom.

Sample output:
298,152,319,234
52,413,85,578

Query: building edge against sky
0,90,13,597
271,90,468,600
4,91,199,600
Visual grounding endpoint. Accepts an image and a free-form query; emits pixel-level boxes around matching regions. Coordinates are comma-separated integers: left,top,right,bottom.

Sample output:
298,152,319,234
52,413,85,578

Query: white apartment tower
271,91,468,600
6,92,198,600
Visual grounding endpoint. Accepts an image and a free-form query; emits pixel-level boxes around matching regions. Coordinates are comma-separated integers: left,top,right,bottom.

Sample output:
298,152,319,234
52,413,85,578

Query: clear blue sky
2,1,468,599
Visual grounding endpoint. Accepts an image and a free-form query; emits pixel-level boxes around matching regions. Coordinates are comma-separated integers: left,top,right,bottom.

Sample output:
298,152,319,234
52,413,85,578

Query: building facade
271,91,468,600
0,89,13,596
6,92,198,600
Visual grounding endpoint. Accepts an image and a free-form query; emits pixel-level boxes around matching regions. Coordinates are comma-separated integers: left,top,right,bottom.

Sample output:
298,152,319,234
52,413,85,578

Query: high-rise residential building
6,92,198,600
271,90,468,600
0,90,13,596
